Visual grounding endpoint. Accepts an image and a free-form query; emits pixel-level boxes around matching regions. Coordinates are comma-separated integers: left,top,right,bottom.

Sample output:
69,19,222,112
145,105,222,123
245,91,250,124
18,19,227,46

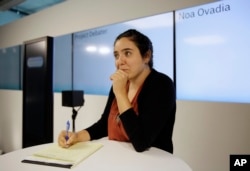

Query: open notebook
22,142,103,169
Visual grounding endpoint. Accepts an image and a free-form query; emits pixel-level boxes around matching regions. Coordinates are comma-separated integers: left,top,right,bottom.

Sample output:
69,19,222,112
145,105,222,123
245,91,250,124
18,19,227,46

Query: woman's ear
144,50,152,64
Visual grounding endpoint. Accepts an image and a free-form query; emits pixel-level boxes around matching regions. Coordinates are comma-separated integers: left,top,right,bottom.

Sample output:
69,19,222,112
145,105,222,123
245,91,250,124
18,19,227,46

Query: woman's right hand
58,130,78,148
58,129,91,148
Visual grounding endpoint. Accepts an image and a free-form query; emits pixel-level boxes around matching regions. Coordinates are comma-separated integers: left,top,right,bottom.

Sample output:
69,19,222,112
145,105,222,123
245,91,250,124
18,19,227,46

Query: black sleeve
85,88,115,140
119,72,176,152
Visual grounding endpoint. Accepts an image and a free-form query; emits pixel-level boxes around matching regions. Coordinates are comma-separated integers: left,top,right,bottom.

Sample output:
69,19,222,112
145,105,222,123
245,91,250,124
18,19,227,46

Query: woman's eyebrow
114,48,133,54
121,48,133,52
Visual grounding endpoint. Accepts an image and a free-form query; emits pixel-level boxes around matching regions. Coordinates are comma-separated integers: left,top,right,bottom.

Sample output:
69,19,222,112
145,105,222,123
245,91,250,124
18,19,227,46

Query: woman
58,29,176,153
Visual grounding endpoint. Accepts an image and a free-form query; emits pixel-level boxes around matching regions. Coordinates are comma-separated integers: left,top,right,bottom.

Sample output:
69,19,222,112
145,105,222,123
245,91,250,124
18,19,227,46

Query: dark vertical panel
22,37,53,148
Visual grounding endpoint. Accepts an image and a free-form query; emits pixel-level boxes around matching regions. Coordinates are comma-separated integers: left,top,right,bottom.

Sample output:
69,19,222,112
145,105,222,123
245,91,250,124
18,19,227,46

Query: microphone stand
71,106,81,132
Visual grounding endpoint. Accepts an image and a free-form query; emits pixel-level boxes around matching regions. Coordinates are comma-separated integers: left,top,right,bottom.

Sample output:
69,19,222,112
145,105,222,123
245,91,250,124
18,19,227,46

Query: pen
65,120,70,141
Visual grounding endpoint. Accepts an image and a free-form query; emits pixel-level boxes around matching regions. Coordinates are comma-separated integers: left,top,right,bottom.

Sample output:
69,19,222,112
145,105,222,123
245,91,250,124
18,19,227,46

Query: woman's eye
114,54,119,59
125,51,131,57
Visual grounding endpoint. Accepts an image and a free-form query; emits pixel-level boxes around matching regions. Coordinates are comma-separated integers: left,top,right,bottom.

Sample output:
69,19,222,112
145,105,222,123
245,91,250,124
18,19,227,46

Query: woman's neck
131,67,151,86
128,67,151,101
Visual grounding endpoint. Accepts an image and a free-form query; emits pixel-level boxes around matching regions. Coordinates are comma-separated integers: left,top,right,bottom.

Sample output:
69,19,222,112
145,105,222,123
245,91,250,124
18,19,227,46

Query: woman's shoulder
140,69,176,98
148,69,173,84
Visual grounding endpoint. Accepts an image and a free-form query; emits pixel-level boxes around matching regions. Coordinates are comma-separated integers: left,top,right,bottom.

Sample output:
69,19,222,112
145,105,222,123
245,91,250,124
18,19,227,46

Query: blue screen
0,45,21,89
176,0,250,103
73,13,174,95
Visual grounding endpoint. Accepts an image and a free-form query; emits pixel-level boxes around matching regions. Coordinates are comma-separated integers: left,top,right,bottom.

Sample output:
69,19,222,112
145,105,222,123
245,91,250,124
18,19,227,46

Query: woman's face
113,37,150,81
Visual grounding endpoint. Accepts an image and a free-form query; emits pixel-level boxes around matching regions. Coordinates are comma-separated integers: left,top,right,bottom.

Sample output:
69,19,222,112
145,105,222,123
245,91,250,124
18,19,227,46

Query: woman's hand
58,130,91,148
110,70,128,96
58,130,78,148
110,70,132,114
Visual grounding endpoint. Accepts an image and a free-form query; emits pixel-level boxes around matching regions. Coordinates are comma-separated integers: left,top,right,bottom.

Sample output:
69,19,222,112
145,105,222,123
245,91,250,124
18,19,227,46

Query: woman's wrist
77,130,91,142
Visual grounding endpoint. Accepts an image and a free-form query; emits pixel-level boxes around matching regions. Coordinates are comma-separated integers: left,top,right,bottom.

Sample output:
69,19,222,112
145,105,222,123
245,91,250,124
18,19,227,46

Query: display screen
73,12,174,95
176,0,250,103
0,45,21,89
3,0,249,104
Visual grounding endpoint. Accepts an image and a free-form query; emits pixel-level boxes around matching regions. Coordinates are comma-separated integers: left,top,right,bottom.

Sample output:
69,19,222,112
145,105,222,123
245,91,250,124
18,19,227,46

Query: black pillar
22,36,53,148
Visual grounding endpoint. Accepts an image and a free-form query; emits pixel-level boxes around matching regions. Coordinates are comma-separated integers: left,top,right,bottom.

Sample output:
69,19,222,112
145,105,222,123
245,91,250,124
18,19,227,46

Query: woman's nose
116,55,125,65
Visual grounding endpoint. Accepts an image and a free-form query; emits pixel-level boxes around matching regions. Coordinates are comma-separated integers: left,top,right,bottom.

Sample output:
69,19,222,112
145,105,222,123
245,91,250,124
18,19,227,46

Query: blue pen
65,120,70,141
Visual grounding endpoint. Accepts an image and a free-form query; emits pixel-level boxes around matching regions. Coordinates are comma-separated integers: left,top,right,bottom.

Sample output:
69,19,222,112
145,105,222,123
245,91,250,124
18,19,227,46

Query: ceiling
0,0,65,26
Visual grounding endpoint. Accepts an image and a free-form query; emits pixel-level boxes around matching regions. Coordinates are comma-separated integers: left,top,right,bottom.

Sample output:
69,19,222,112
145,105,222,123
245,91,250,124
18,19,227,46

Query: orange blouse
108,86,142,141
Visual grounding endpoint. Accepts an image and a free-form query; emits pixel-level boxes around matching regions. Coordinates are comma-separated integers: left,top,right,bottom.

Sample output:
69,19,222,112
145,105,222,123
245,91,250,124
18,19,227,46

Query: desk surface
0,138,192,171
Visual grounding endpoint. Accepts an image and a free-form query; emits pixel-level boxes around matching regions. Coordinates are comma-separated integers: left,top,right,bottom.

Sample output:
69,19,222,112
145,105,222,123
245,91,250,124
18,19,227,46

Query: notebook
22,141,103,169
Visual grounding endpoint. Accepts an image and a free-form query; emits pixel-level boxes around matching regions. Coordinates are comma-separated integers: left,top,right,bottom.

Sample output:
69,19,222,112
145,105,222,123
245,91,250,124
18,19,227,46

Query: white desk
0,138,192,171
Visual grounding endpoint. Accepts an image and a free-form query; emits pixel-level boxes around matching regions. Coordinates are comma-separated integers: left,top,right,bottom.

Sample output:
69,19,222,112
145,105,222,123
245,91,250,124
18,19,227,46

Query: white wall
173,101,250,171
0,90,22,152
1,0,250,171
